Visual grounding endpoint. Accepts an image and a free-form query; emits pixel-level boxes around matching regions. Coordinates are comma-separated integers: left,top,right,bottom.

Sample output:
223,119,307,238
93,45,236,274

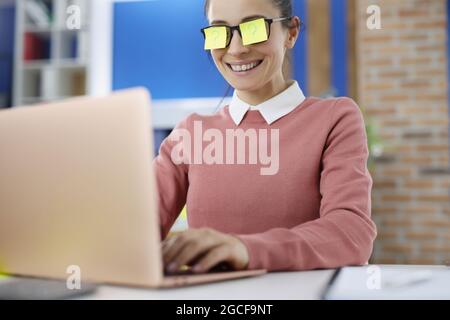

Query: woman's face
207,0,292,94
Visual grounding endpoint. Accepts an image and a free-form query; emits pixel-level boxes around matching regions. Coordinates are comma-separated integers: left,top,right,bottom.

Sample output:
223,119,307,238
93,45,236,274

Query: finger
169,240,220,273
162,229,212,265
161,235,177,249
163,229,221,268
163,234,192,266
161,236,177,256
192,245,230,273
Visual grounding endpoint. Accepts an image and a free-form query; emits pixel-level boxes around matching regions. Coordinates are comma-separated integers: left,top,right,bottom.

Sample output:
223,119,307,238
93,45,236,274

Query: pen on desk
383,270,433,289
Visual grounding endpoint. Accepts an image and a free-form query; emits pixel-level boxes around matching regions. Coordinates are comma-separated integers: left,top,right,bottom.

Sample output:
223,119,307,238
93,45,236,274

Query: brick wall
356,0,450,264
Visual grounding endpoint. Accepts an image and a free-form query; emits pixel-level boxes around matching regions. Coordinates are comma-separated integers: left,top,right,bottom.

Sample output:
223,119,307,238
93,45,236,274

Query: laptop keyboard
164,262,232,276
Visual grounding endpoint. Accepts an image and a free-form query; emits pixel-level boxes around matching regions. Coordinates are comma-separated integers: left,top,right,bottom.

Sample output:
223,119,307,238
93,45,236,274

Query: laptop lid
0,88,164,287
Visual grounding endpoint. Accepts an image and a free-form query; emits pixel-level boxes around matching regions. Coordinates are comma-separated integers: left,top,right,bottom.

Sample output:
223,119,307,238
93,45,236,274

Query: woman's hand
162,228,249,274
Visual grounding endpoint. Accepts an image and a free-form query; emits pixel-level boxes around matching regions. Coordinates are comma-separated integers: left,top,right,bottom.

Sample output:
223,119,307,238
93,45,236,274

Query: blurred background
0,0,448,265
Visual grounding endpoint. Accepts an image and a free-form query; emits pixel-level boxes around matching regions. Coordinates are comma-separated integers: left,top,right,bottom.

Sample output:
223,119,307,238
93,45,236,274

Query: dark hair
204,0,293,28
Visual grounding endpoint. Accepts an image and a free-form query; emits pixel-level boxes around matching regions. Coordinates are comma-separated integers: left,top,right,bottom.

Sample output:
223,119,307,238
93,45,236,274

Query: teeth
229,61,260,72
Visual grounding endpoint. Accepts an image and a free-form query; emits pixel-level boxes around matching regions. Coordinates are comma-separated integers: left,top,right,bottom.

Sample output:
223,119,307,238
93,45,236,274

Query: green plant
365,116,384,171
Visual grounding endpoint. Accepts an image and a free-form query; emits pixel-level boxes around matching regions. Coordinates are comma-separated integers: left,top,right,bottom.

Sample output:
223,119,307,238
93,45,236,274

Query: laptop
0,88,266,289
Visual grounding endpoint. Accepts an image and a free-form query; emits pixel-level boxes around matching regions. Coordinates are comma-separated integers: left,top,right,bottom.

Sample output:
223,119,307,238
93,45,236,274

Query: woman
155,0,377,274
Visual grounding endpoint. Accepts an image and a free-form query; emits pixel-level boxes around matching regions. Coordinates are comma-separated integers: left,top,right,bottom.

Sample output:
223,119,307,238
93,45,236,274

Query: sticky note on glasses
204,26,228,50
240,19,268,46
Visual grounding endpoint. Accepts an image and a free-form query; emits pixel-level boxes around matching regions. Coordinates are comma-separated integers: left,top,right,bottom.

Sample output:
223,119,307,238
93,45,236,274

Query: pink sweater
153,97,377,271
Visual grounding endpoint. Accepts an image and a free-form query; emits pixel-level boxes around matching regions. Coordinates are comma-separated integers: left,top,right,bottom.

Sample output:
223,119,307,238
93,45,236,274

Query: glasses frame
201,17,292,49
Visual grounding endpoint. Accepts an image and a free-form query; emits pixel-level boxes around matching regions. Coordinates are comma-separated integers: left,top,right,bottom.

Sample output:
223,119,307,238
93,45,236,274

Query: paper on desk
324,265,450,300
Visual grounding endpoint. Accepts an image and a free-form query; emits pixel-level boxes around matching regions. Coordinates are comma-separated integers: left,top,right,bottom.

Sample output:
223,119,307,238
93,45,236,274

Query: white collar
228,81,306,126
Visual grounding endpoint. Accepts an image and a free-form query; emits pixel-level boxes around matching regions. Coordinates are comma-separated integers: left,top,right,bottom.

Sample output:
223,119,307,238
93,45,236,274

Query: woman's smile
225,59,264,76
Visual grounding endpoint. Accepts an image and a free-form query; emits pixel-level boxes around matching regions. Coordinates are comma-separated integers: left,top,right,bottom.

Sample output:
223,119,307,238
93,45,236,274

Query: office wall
113,0,230,100
0,3,15,108
357,0,450,265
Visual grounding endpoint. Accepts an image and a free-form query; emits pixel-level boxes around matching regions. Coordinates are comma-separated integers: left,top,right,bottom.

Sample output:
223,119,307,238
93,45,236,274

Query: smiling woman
154,0,376,275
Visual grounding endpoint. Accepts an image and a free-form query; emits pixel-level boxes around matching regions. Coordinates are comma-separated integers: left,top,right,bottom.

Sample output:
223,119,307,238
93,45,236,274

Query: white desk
81,265,450,300
2,265,448,300
82,269,335,300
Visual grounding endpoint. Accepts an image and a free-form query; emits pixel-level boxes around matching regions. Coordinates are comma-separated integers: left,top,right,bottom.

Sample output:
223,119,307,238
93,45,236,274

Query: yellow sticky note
204,26,227,50
241,19,268,46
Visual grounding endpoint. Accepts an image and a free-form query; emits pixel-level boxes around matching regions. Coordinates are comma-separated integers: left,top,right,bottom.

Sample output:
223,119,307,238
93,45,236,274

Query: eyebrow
210,15,266,25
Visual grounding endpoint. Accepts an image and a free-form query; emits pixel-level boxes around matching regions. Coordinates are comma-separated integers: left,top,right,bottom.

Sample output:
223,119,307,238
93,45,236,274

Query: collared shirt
228,81,306,126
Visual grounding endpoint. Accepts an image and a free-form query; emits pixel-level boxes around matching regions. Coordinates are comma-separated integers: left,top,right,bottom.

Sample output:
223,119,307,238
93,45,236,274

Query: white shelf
13,0,112,107
24,26,89,33
23,26,53,33
22,59,88,69
21,95,75,104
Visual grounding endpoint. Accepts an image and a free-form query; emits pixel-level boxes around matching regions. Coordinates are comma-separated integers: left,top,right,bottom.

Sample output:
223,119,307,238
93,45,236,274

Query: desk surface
82,269,335,300
3,265,448,300
81,264,450,300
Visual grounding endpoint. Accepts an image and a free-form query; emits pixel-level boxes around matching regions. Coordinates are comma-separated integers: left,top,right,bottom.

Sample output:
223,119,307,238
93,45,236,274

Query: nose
227,30,250,56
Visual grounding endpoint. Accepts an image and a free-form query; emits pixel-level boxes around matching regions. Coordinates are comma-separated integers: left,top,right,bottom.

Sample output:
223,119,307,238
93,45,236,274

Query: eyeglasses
201,17,291,50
